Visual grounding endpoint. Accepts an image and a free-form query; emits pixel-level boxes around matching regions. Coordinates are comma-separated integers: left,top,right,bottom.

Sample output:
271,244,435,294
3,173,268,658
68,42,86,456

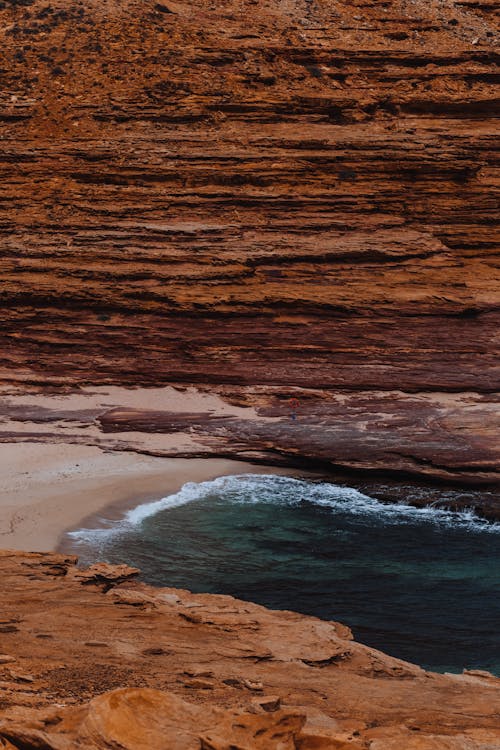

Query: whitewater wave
67,474,500,549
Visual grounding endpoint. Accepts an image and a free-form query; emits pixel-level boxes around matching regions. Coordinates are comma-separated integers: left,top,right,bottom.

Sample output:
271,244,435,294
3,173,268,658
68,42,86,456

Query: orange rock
73,563,140,587
200,709,306,749
250,694,281,712
0,656,16,665
0,552,498,750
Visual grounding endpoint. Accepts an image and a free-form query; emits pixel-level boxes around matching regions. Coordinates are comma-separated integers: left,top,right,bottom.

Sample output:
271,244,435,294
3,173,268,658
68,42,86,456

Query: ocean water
67,474,500,675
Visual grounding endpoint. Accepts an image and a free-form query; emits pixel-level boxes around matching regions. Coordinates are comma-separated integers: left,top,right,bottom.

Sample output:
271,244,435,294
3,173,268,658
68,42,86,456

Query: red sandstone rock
251,694,281,712
0,2,498,742
73,563,141,587
0,552,498,749
0,688,321,749
0,0,498,487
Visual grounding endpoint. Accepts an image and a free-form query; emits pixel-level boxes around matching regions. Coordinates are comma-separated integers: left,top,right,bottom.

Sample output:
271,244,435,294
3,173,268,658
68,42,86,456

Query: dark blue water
68,474,500,674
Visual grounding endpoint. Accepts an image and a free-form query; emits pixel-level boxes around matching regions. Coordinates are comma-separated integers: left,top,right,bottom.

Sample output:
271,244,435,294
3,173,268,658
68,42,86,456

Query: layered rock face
0,0,499,485
0,5,498,743
0,551,499,749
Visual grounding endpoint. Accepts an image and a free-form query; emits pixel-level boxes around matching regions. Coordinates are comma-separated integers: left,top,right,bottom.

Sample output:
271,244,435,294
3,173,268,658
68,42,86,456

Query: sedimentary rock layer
0,0,499,482
2,385,499,512
0,550,499,749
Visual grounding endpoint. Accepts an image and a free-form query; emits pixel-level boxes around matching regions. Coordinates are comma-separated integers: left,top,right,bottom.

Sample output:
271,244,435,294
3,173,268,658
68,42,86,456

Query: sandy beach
0,384,286,552
0,442,279,552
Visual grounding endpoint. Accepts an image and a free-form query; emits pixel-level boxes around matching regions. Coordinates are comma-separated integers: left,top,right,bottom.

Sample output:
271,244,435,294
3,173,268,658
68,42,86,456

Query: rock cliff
0,0,499,486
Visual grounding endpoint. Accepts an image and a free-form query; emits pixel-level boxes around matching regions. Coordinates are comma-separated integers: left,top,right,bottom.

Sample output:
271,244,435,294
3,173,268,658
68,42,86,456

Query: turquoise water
68,474,500,674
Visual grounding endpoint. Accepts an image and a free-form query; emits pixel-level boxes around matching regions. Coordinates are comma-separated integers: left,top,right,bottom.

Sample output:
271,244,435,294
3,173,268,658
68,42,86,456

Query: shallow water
68,474,500,674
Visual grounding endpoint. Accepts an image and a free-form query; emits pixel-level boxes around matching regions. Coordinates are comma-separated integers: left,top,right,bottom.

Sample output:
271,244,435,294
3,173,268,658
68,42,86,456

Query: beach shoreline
0,442,292,553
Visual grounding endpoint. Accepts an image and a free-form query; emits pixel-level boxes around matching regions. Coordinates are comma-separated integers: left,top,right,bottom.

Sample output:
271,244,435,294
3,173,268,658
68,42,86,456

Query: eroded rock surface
0,0,498,486
0,551,499,749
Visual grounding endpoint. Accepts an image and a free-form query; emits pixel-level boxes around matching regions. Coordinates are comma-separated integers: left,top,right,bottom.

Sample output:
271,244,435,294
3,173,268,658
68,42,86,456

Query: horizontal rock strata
1,385,499,522
0,550,499,749
0,0,498,485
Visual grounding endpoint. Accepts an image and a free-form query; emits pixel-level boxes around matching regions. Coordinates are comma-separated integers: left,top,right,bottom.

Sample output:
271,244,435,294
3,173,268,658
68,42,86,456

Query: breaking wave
68,474,500,550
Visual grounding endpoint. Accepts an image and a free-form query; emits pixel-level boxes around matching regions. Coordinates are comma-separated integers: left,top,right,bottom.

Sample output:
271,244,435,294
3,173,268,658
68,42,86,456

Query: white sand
0,384,296,553
0,442,277,552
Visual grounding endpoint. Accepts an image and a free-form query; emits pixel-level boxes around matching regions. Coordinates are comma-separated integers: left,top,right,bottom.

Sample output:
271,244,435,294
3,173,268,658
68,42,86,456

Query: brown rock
0,552,497,749
251,694,281,712
243,678,264,691
297,738,363,750
200,710,305,750
1,689,213,750
0,688,309,750
79,689,216,749
183,667,215,678
183,678,215,690
73,563,140,588
0,0,497,491
0,656,16,665
462,669,498,681
6,671,34,683
0,739,20,750
108,589,159,607
142,647,170,656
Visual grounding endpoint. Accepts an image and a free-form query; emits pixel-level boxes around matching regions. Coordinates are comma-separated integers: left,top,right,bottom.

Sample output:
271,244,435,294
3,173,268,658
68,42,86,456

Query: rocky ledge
1,383,499,520
0,550,499,749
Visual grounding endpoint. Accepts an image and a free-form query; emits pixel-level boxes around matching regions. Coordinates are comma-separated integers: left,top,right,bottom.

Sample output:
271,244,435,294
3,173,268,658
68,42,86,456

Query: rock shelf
0,551,499,749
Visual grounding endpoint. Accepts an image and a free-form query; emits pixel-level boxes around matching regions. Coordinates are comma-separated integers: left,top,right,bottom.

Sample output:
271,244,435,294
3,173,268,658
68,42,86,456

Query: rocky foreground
0,0,499,487
0,550,498,749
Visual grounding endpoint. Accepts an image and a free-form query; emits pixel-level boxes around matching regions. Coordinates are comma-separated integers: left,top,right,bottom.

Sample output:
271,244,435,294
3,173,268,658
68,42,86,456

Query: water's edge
63,474,500,676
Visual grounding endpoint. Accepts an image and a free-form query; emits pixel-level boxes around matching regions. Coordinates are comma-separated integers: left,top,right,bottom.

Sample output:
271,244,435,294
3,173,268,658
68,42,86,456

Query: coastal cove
1,0,499,743
1,417,500,749
61,471,500,677
2,440,498,677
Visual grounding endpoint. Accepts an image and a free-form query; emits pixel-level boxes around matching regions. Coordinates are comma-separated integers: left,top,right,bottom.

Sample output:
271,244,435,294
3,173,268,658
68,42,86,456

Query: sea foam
68,474,500,550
